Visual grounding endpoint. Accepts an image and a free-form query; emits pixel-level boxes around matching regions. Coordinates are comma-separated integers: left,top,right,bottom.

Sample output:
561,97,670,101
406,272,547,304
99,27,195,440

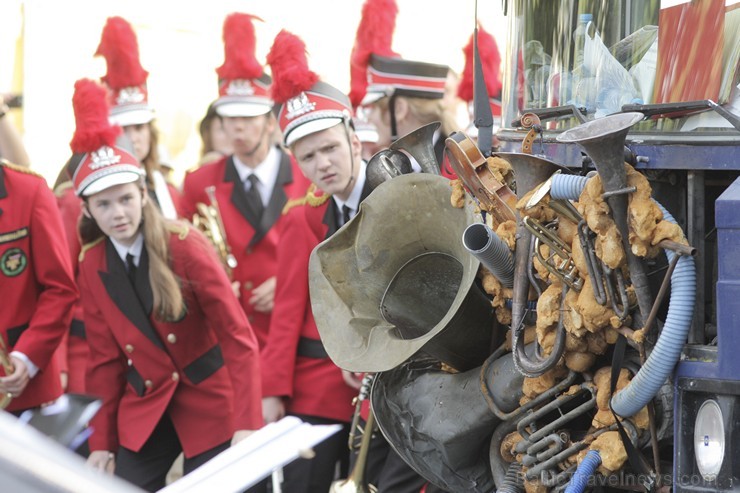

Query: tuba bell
365,122,441,189
308,173,496,373
192,186,238,278
389,121,441,175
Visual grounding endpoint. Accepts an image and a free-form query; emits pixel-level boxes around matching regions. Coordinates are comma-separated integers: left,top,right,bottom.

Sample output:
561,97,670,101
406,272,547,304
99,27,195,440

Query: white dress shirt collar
110,232,145,267
233,147,281,206
332,160,367,225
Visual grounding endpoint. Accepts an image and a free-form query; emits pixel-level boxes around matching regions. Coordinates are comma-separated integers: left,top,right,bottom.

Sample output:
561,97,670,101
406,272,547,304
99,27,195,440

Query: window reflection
502,0,740,133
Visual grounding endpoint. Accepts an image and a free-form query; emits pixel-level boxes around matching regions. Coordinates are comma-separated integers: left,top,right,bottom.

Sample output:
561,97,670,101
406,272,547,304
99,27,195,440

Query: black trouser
279,414,350,493
115,413,229,492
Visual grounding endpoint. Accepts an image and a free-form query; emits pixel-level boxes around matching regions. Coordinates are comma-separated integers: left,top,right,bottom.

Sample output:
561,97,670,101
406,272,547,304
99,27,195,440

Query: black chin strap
243,122,268,158
388,93,399,142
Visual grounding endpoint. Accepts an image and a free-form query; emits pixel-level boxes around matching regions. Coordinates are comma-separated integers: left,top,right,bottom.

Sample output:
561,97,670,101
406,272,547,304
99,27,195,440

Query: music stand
158,416,341,493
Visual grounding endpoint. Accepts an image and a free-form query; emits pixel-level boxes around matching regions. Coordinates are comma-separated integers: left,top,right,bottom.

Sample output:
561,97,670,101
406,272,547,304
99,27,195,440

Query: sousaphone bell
308,173,495,373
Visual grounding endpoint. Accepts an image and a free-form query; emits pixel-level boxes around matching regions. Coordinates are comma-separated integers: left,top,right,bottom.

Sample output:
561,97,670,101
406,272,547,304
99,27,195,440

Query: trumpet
192,186,237,278
0,335,15,409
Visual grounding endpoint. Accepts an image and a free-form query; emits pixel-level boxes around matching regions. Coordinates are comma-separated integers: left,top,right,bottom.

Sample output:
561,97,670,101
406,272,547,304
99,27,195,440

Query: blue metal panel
497,133,740,170
715,177,740,379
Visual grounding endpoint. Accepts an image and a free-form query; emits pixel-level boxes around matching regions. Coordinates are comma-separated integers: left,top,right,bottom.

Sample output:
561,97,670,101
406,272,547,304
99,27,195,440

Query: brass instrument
526,173,629,319
192,186,237,278
0,335,15,409
556,112,653,320
366,122,440,189
332,374,377,493
522,216,582,291
309,173,495,373
388,121,441,176
497,152,568,378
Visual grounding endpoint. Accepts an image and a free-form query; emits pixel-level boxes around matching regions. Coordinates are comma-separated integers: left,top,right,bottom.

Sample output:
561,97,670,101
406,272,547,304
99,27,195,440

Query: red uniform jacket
261,181,372,423
180,149,310,349
0,162,78,411
54,183,88,393
78,225,262,457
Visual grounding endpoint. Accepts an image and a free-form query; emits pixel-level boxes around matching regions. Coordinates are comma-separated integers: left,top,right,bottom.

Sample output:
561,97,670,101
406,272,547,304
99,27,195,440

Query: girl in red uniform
69,79,262,492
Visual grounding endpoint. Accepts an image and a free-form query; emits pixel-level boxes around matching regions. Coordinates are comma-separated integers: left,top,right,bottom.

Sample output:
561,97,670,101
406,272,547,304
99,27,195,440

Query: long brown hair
79,181,184,322
142,122,161,190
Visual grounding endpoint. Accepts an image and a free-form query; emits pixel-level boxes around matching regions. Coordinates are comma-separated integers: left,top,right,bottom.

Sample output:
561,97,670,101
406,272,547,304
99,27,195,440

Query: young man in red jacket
180,14,310,350
260,30,379,493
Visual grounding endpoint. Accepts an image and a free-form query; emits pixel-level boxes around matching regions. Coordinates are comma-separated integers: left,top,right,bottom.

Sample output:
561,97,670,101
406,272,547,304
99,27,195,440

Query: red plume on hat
70,79,120,154
69,79,142,197
268,30,352,147
349,0,399,108
96,16,148,90
267,30,319,105
216,13,264,80
457,23,502,103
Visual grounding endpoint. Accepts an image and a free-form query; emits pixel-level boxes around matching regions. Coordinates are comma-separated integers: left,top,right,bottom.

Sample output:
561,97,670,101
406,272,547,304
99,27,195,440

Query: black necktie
126,253,137,286
245,174,265,220
342,205,352,226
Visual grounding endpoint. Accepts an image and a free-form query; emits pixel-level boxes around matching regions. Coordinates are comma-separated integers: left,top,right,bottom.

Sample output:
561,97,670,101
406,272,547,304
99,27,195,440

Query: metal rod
602,186,637,199
642,253,681,340
656,239,696,257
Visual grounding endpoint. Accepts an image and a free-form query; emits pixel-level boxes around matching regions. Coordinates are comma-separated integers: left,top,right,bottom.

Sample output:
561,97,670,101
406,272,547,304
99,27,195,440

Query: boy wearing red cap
259,30,371,493
181,14,310,352
70,79,262,492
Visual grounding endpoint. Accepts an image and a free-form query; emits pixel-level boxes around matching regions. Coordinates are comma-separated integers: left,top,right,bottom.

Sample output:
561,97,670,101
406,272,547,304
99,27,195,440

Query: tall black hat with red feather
268,30,352,147
214,13,273,117
96,17,154,126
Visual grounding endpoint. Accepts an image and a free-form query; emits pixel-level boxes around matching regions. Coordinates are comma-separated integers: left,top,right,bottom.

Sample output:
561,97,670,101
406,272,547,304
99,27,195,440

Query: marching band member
181,13,310,350
347,3,451,491
96,16,182,219
260,29,368,493
69,78,261,492
197,100,233,167
0,157,78,413
350,0,457,179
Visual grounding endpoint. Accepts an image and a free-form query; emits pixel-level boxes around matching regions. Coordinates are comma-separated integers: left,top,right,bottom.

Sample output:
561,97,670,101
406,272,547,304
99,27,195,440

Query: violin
445,131,517,228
